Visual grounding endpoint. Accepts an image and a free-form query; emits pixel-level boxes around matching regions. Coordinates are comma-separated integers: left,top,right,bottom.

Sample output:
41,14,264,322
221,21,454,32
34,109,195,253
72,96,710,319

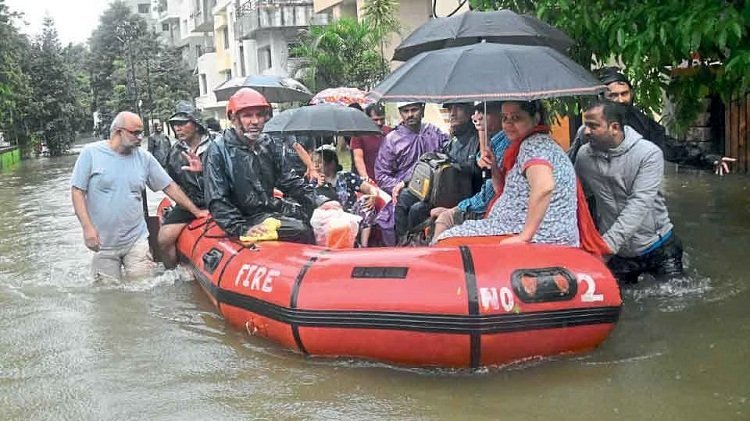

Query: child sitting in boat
312,145,385,248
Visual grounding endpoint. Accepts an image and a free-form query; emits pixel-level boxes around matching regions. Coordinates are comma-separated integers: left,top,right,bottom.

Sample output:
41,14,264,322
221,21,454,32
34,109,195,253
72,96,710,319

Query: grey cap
168,100,207,131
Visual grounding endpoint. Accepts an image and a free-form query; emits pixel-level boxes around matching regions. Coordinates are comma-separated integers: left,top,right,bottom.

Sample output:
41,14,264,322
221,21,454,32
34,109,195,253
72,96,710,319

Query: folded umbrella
213,75,312,103
393,9,575,62
263,104,381,137
369,43,604,103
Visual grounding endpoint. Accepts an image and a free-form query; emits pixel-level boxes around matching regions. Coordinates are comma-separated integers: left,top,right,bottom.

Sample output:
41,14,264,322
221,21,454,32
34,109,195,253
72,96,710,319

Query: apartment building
312,0,470,65
155,0,216,70
156,0,182,47
234,0,328,77
188,0,329,121
311,0,469,131
124,0,160,32
195,0,229,115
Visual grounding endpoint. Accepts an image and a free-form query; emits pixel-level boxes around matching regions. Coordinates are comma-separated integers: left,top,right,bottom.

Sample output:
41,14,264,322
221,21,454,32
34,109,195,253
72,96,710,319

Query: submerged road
0,154,748,419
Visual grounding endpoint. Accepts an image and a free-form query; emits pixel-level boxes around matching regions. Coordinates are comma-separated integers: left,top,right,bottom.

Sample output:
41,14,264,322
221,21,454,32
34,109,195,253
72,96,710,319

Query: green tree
149,46,199,121
470,0,750,133
292,18,384,91
88,1,142,135
27,16,80,156
63,43,94,135
362,0,401,77
89,1,197,135
0,0,33,154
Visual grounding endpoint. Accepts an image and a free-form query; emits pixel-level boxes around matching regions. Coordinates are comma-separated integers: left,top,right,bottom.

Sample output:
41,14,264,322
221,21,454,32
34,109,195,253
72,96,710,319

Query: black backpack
407,152,473,208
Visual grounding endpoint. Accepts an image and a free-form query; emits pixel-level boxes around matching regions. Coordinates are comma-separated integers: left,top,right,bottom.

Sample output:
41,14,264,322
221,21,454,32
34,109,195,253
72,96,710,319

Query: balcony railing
236,1,328,39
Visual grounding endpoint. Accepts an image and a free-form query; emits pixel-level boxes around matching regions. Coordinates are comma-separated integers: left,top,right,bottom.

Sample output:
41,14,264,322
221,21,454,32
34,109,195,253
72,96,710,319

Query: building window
222,27,229,50
258,47,272,72
196,45,203,57
200,74,207,96
138,3,150,14
162,23,169,31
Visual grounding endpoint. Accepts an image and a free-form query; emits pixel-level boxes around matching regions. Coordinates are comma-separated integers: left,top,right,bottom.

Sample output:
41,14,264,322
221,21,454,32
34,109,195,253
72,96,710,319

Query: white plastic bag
310,207,362,249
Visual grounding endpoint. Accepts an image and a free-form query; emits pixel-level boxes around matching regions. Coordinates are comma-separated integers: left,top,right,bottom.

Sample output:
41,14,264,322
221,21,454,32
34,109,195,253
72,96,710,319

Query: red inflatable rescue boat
168,210,621,368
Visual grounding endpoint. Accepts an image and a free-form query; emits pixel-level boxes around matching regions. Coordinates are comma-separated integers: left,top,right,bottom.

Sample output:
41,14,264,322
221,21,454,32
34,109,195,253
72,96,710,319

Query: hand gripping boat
170,212,621,369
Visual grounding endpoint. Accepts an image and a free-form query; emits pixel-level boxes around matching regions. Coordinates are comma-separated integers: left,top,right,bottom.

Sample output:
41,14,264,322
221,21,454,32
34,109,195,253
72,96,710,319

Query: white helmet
396,101,423,109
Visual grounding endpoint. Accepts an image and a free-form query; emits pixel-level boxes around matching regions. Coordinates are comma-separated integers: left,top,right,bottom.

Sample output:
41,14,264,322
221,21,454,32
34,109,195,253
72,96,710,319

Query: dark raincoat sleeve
147,136,156,155
164,145,178,182
629,108,718,169
273,143,316,217
457,134,482,181
203,141,251,237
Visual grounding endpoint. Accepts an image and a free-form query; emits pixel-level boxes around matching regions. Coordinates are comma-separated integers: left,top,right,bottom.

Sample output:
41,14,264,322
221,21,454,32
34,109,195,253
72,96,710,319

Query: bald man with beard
71,111,207,281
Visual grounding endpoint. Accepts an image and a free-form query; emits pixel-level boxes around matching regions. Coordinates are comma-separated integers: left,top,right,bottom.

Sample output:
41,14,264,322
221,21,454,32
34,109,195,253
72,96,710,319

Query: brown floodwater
0,155,747,420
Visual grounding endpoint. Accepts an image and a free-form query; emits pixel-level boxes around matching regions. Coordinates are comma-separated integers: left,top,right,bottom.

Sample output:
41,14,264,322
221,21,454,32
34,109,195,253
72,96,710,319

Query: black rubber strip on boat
289,254,322,355
459,246,481,369
185,261,621,334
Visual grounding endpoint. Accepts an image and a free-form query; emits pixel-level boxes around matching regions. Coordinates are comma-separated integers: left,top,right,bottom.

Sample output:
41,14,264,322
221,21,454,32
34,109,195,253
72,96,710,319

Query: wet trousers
91,237,154,281
395,189,432,239
607,234,684,284
247,212,315,245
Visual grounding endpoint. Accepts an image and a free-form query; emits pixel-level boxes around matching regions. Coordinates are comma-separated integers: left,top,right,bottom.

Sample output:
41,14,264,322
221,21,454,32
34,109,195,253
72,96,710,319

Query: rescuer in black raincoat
203,88,316,243
158,101,214,268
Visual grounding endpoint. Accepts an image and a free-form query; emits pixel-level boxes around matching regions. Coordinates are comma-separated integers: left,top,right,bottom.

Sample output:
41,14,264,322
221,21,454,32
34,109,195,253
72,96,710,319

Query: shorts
91,237,155,281
162,204,197,225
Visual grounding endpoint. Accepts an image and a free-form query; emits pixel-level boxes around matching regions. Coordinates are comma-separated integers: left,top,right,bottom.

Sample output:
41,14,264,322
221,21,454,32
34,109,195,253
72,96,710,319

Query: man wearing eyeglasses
71,111,208,281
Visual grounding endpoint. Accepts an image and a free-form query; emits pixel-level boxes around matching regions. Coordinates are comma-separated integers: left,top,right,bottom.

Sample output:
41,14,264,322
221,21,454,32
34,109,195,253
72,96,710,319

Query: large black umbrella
263,104,381,137
213,75,312,103
369,43,604,103
392,9,575,62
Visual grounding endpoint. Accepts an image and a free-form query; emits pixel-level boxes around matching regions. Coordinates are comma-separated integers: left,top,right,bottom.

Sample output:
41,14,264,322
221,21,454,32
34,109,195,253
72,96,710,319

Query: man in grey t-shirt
71,111,208,280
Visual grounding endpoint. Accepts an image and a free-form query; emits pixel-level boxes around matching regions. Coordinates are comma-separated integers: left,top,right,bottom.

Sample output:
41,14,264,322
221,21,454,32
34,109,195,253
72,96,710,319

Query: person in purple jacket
374,102,449,246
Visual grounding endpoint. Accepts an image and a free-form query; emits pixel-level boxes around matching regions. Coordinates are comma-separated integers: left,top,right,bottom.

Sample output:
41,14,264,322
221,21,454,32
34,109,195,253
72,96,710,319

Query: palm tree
291,18,383,91
361,0,401,77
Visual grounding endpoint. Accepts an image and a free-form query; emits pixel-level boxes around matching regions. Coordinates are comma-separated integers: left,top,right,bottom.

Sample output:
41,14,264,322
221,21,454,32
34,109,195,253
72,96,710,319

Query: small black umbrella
213,75,312,103
392,9,575,62
262,104,381,137
369,43,604,103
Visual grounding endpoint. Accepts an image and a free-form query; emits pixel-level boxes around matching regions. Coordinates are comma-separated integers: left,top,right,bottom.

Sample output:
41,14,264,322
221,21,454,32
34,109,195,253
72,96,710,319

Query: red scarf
486,125,611,257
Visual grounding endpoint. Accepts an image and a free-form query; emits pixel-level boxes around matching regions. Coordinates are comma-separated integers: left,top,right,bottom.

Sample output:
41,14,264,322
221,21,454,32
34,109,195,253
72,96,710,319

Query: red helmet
227,88,271,119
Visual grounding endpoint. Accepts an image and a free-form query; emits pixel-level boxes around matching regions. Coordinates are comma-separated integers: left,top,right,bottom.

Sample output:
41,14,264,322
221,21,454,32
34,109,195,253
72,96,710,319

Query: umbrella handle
478,101,489,179
478,128,489,180
478,126,487,156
